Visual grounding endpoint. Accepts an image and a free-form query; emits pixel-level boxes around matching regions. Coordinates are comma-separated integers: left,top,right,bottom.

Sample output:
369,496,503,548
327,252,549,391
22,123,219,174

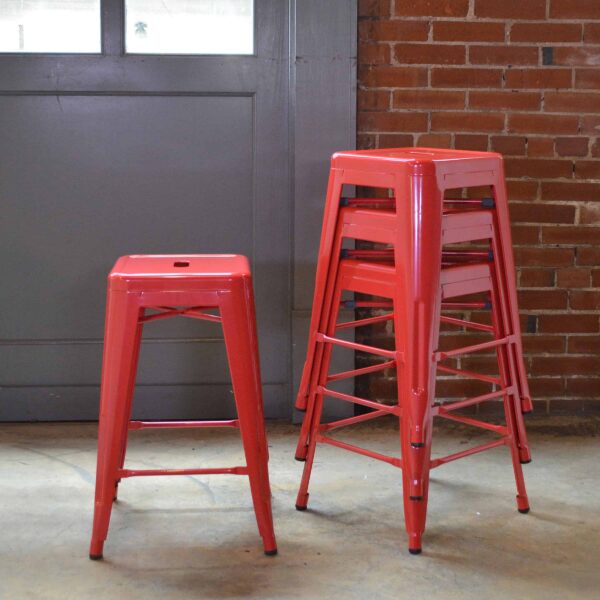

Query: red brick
491,135,527,155
469,91,541,111
537,315,599,334
508,114,579,135
505,69,572,90
455,134,489,151
514,247,575,267
394,43,466,65
520,268,555,287
544,92,600,114
527,138,556,158
584,24,600,44
470,45,538,66
580,203,600,224
557,268,591,288
543,226,600,245
522,335,566,354
431,111,505,132
359,43,391,65
594,269,600,286
571,291,600,310
568,336,600,353
578,247,600,266
505,158,573,179
541,181,600,202
575,69,600,90
565,378,600,397
359,20,429,42
512,224,540,244
510,23,582,43
580,116,600,136
358,111,428,132
378,133,415,147
393,90,465,110
592,138,600,158
417,133,452,148
357,133,377,149
529,378,565,397
518,289,568,309
394,0,469,17
555,137,590,157
550,0,600,19
475,0,546,19
436,378,490,398
554,47,600,67
575,161,600,179
359,65,428,87
431,67,503,88
506,180,539,200
359,0,392,17
358,90,391,111
434,21,505,42
509,202,575,223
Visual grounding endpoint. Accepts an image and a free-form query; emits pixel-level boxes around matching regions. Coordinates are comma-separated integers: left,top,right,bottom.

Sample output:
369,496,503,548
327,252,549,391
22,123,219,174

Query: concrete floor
0,419,598,599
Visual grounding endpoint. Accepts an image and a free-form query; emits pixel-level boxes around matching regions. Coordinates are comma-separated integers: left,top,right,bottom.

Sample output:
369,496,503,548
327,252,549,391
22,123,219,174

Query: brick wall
357,0,600,413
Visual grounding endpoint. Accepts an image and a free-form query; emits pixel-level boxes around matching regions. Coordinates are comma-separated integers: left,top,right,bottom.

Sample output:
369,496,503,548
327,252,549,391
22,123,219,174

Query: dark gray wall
0,0,356,421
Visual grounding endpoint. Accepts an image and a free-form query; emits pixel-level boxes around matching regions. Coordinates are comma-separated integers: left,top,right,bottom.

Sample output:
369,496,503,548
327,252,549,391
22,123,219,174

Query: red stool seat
89,254,277,559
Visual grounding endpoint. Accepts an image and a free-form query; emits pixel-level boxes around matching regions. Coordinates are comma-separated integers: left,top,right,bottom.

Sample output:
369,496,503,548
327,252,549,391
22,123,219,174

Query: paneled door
0,0,356,421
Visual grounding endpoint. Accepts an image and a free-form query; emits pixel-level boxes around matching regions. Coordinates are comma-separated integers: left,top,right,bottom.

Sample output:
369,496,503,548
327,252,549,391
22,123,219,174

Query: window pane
0,0,101,53
126,0,253,55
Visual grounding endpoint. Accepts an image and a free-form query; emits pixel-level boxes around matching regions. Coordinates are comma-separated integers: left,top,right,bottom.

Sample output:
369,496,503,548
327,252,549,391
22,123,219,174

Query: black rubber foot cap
409,496,423,501
520,459,532,464
411,443,424,448
518,507,530,514
409,548,422,555
295,504,307,511
89,554,103,561
294,456,307,462
264,549,278,556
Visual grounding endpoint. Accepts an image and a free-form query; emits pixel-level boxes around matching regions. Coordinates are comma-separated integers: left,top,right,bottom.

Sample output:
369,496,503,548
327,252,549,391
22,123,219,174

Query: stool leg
219,282,277,556
489,234,532,464
89,291,142,560
295,283,342,510
395,174,443,554
114,315,144,501
296,171,344,410
295,216,346,461
492,174,533,414
490,270,530,513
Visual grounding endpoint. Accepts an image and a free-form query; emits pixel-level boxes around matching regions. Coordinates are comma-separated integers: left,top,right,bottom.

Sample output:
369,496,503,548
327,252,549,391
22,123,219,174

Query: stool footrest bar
437,387,514,412
129,420,240,430
318,385,401,415
436,364,501,385
435,410,508,435
316,434,402,468
327,359,396,383
436,335,515,359
320,409,390,432
336,313,394,330
118,466,249,477
317,333,399,359
430,438,507,468
439,316,495,332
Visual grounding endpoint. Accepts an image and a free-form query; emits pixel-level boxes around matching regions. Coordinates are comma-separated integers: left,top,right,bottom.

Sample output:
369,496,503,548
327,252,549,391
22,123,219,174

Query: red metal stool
295,259,530,554
89,255,277,559
296,149,532,418
296,206,531,465
293,148,532,553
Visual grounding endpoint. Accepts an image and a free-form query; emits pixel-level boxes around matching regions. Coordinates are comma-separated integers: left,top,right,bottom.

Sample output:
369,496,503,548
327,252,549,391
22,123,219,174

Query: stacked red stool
294,148,532,554
89,255,277,559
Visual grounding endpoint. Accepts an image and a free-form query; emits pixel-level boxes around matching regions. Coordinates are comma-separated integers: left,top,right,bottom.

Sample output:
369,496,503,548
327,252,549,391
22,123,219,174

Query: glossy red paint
89,255,277,560
294,149,532,554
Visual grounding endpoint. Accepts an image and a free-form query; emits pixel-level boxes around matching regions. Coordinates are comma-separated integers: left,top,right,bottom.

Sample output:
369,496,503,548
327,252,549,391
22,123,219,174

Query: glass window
125,0,253,55
0,0,101,53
